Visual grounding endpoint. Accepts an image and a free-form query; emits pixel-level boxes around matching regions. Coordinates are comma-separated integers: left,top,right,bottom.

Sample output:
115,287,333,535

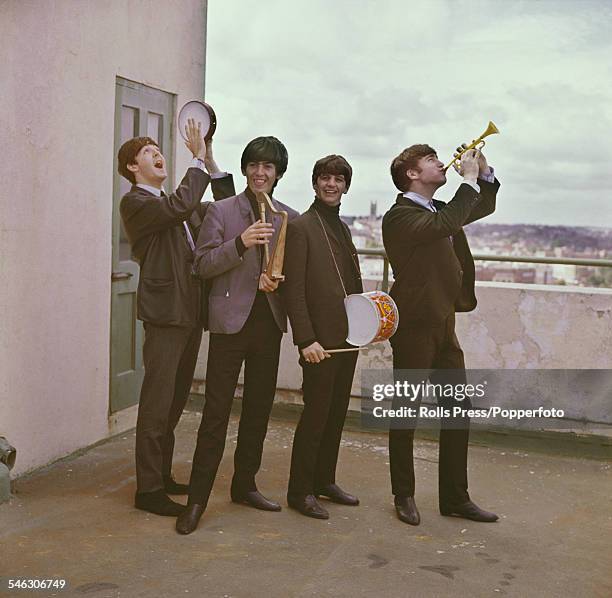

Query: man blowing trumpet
382,142,500,526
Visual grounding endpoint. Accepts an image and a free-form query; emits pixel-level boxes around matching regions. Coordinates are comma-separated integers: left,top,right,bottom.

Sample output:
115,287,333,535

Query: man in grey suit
177,136,299,535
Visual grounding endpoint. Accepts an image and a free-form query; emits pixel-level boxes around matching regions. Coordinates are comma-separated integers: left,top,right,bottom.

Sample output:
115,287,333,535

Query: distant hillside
466,223,612,254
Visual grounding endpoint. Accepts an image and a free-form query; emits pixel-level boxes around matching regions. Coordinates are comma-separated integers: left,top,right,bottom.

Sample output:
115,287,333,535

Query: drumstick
325,347,364,354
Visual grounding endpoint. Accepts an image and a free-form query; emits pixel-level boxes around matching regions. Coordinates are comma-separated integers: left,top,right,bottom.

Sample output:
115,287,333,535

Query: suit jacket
194,191,299,334
382,179,500,328
283,204,363,349
120,168,235,327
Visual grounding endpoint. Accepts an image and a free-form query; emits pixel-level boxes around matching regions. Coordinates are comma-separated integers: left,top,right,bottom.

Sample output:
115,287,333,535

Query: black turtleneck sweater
313,198,361,297
292,198,361,350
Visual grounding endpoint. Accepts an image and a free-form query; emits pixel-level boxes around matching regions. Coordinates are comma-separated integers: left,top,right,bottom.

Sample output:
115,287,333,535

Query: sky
205,0,612,227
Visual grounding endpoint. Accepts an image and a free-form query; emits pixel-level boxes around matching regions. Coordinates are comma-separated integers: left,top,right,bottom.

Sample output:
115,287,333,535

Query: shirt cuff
462,179,481,193
235,235,247,257
191,158,206,172
478,165,495,183
210,171,229,179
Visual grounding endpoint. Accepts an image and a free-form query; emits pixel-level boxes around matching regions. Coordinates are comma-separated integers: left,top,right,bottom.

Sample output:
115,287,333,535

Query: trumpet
444,121,499,172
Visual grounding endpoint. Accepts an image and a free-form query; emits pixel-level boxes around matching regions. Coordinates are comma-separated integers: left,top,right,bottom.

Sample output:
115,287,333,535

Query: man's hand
301,341,330,364
259,272,279,293
455,149,479,181
453,143,489,178
476,149,489,177
184,118,207,161
241,220,275,248
204,138,221,174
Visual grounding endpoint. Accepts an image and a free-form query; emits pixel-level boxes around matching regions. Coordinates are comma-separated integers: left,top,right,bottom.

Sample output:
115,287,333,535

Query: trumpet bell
444,120,500,171
482,120,500,138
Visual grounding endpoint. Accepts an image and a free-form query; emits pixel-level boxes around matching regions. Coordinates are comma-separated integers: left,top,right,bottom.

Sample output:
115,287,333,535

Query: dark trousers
188,306,282,505
135,323,203,493
389,313,470,508
288,351,358,496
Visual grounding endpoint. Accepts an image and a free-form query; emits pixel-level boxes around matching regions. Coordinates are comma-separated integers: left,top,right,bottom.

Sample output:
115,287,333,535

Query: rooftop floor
1,410,610,598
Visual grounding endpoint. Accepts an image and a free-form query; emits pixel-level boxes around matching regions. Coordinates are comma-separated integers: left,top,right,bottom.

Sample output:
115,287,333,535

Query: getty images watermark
370,380,565,421
360,369,612,431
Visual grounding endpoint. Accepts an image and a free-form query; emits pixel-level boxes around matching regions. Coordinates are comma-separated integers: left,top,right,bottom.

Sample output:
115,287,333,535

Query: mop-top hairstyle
312,154,353,190
117,136,159,184
240,136,289,178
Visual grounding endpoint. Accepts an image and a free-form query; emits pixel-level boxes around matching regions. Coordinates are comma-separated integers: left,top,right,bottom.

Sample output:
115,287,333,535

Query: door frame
109,77,177,414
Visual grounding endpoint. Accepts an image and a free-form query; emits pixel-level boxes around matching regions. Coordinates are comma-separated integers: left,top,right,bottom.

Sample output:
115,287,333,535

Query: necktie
182,222,196,251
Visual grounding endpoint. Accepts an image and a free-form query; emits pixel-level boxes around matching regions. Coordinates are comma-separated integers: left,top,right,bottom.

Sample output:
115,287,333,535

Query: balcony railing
356,248,612,293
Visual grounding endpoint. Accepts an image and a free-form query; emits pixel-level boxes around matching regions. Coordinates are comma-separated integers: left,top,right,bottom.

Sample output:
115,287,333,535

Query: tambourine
178,100,217,142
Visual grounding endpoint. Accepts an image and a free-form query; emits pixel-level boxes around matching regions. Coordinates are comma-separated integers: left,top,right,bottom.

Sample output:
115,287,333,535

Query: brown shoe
231,490,281,512
288,494,329,520
394,495,420,526
315,483,359,506
134,489,184,517
440,500,498,522
163,476,189,495
176,503,205,535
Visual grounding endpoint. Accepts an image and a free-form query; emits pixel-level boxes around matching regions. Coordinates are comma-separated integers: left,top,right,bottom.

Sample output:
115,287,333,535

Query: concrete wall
0,0,207,477
194,282,612,428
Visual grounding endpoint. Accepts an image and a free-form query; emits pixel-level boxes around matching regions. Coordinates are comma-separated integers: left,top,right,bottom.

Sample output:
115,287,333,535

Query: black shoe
315,483,359,506
394,495,421,526
176,503,205,535
134,489,185,517
230,490,282,512
287,494,329,520
440,500,499,522
163,476,189,495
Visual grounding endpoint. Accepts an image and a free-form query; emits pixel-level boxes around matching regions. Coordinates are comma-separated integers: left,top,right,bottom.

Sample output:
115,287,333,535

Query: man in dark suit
282,155,362,520
176,136,299,535
118,120,235,517
382,143,500,526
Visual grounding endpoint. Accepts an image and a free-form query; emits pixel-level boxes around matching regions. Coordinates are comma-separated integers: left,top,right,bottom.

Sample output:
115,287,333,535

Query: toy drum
344,291,399,347
178,100,217,142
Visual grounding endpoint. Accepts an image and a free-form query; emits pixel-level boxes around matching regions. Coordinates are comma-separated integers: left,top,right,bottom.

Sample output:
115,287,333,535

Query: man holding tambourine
118,115,234,518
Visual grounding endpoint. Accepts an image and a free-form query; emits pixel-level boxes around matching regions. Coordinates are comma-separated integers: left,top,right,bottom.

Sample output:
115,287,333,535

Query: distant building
552,264,578,285
476,266,537,284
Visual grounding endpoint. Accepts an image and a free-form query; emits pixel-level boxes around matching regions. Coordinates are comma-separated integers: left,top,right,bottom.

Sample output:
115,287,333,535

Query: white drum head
178,100,217,141
345,294,379,346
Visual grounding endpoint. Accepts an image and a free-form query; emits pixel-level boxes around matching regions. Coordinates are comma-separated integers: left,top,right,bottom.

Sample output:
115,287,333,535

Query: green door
110,77,175,413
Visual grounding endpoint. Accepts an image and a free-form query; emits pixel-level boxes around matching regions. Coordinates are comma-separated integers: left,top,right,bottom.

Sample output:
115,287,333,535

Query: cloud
206,0,612,226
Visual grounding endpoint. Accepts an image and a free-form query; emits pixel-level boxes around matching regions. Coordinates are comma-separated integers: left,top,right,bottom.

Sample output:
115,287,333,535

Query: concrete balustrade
194,282,612,434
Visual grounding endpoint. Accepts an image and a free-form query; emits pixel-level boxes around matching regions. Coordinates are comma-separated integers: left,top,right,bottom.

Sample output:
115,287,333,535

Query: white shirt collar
136,183,164,197
403,191,435,212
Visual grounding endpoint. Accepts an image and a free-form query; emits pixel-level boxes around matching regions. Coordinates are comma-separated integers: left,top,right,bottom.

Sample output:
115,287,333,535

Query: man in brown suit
382,144,500,526
283,155,362,520
118,120,234,517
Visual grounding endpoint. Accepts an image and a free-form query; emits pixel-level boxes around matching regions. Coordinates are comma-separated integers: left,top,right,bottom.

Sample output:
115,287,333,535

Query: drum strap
315,210,348,298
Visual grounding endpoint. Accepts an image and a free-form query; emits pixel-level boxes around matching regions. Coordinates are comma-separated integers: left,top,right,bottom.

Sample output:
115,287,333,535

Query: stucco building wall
1,0,208,476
